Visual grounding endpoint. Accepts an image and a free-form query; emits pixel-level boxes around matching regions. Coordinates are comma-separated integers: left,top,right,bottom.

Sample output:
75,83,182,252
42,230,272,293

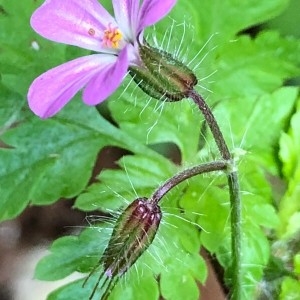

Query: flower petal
83,46,129,105
28,54,117,118
138,0,177,32
31,0,117,52
112,0,139,40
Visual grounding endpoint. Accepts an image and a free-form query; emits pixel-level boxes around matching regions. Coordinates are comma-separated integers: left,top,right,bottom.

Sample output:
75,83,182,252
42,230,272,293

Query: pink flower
28,0,177,118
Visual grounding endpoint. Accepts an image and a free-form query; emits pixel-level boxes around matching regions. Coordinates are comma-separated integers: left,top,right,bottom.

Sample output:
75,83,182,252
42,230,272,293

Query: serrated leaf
47,265,159,300
211,32,300,99
75,153,176,212
0,99,160,221
109,271,159,300
47,278,91,300
245,202,279,229
35,228,107,281
160,271,199,300
194,0,289,42
109,90,202,162
238,225,270,299
213,87,298,173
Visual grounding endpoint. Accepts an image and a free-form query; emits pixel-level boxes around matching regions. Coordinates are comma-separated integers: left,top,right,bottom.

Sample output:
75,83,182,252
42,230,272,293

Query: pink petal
138,0,177,32
112,0,139,40
31,0,117,53
28,54,117,118
83,46,129,105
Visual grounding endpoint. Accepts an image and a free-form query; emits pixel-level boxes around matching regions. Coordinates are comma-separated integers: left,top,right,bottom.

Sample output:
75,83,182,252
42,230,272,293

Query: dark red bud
101,197,161,277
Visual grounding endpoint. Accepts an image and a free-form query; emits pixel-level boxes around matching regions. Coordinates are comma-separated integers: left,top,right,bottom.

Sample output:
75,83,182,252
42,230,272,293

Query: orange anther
102,25,123,48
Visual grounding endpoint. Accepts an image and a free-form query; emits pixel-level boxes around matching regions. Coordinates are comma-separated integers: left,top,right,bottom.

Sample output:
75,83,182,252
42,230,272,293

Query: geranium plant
0,0,300,299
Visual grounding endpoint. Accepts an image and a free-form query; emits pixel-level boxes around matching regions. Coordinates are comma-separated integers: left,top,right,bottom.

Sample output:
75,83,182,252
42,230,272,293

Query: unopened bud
101,197,161,278
129,44,197,101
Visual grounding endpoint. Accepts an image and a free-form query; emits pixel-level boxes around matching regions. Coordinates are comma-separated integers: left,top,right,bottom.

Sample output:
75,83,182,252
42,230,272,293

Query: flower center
102,24,123,49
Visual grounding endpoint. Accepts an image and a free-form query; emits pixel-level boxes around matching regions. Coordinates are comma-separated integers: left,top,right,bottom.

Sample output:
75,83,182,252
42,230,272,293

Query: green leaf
160,272,199,300
35,228,106,281
211,32,300,99
238,226,270,298
47,265,160,300
108,270,160,300
280,99,300,179
266,0,300,38
213,87,298,173
0,102,100,220
47,278,92,300
193,0,289,42
278,99,300,237
108,88,202,162
0,83,25,130
75,153,176,211
0,99,161,221
0,0,67,94
294,253,300,275
280,277,300,300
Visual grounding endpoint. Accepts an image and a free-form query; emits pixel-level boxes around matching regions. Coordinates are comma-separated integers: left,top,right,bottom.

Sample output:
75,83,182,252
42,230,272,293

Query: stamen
102,24,123,49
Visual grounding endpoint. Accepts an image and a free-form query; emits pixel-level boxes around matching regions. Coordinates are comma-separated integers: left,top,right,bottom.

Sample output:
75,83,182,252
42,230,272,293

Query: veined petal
112,0,139,40
138,0,177,32
28,54,117,118
83,46,129,105
31,0,117,53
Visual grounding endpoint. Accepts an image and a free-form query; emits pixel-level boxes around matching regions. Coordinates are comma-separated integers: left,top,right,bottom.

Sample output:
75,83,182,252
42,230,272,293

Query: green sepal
130,44,197,101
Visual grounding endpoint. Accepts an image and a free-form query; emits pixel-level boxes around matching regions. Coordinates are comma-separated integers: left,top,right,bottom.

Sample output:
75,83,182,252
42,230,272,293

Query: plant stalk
149,160,228,204
188,90,242,300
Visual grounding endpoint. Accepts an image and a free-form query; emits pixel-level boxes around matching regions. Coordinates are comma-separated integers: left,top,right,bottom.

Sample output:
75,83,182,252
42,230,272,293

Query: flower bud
129,44,198,101
101,197,161,278
86,198,161,299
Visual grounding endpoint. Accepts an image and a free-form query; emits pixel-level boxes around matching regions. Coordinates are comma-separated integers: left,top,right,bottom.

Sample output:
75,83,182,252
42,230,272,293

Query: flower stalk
149,160,228,204
188,90,231,160
188,90,242,300
133,42,242,298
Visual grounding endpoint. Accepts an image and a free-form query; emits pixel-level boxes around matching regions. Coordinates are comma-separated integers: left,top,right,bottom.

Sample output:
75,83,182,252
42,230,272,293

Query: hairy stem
149,160,228,204
188,90,230,160
188,90,242,300
227,171,242,300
